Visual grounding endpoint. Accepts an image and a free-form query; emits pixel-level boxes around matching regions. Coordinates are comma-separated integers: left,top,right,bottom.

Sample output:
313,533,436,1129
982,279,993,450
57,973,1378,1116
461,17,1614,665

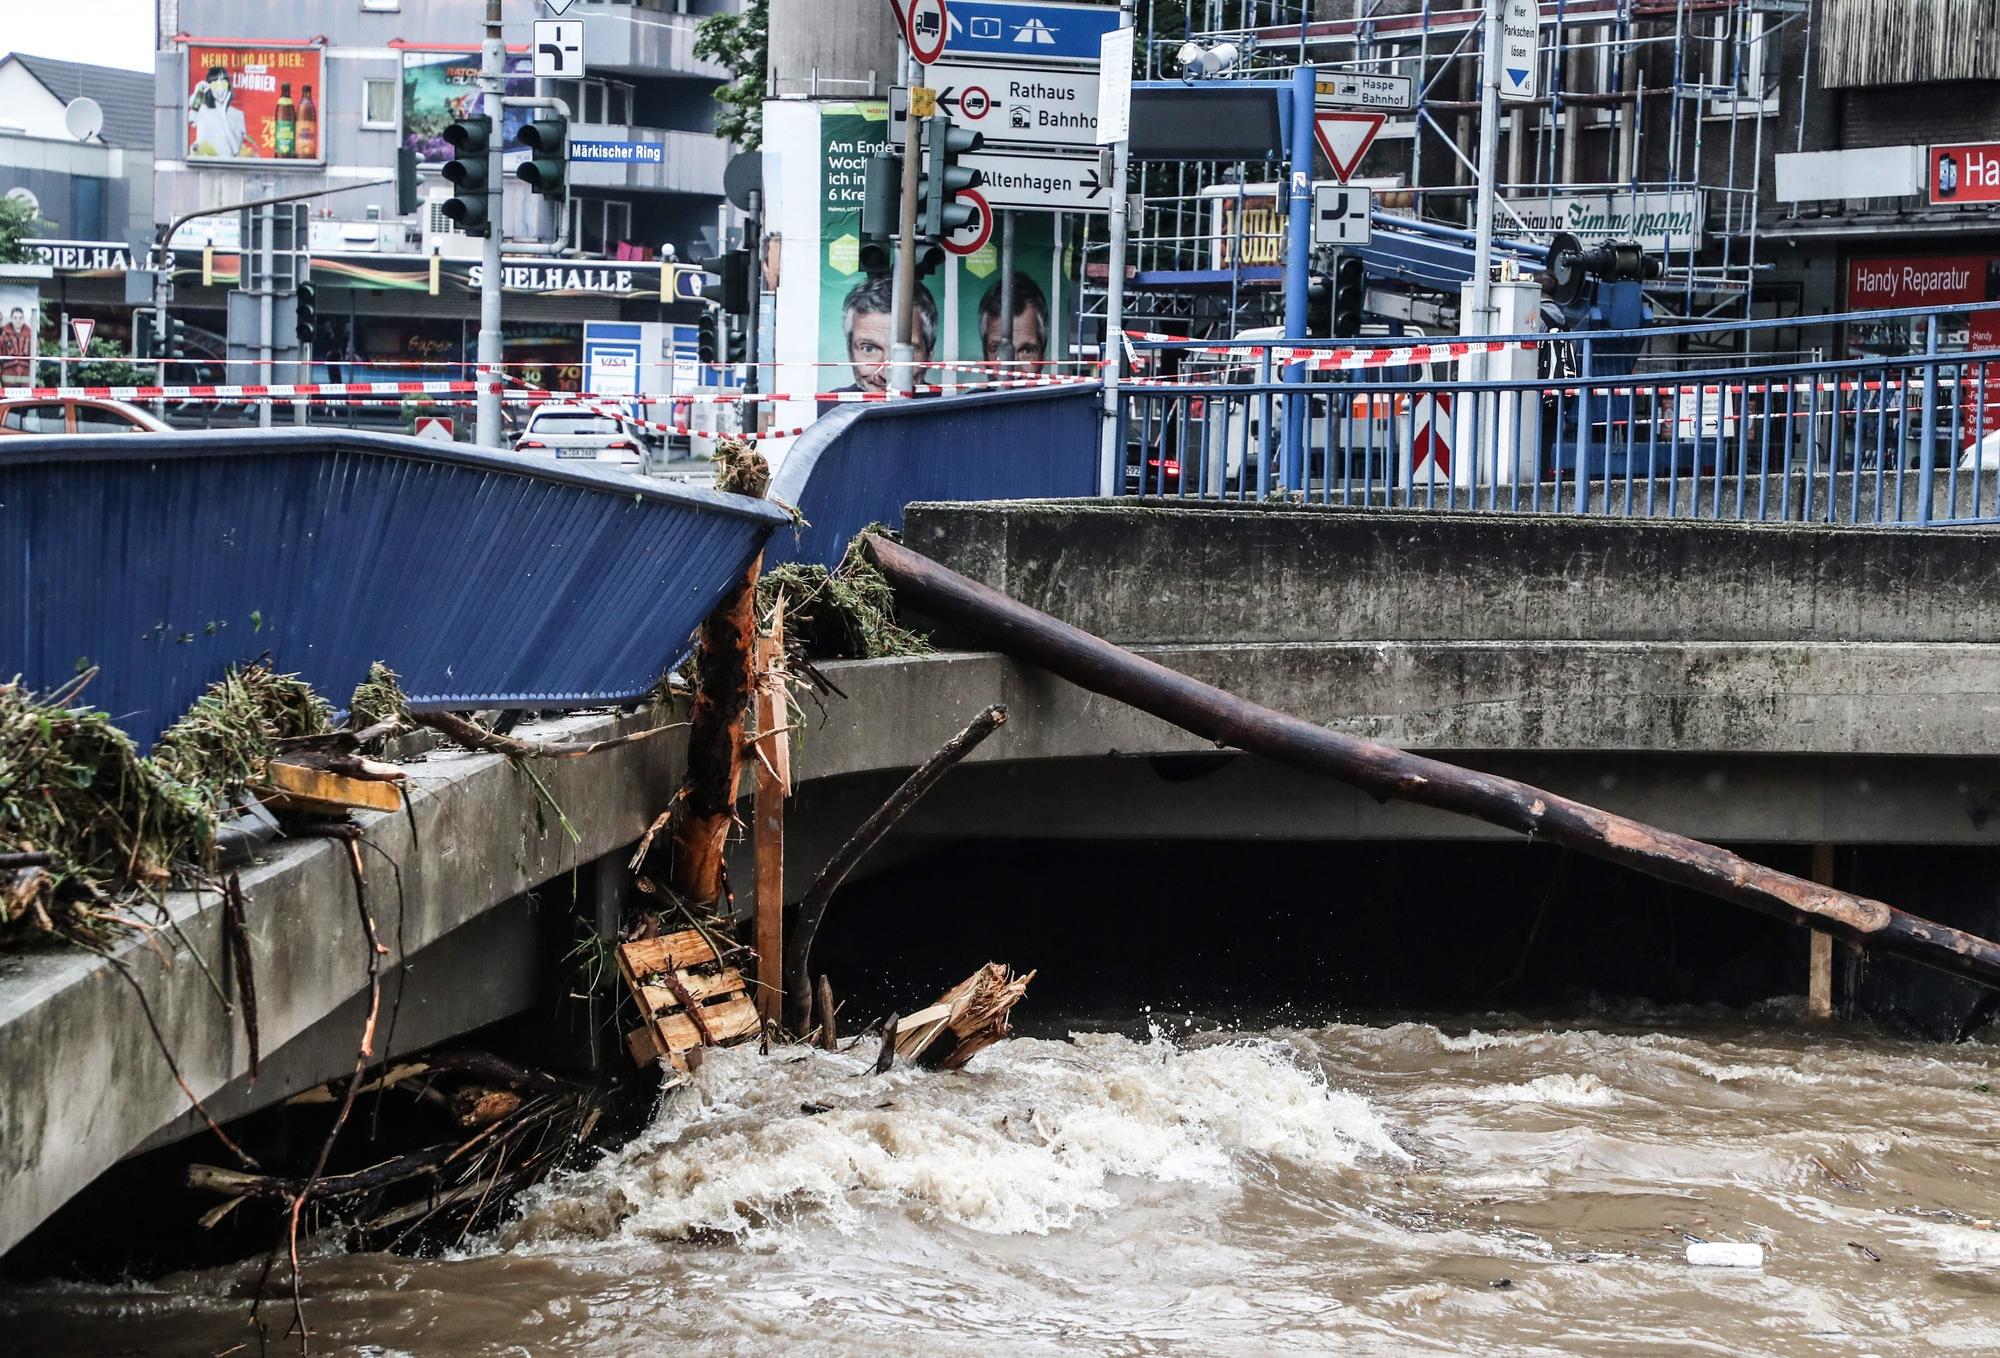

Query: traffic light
440,114,492,237
1307,272,1331,337
722,314,748,365
1331,254,1365,338
918,114,983,238
396,146,420,217
515,113,568,199
295,280,318,344
698,249,751,316
697,308,722,365
158,313,187,361
134,309,155,360
859,151,899,277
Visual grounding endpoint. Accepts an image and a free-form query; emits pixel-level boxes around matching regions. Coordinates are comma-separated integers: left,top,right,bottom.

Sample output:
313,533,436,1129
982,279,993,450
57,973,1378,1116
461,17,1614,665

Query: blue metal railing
1115,304,2000,526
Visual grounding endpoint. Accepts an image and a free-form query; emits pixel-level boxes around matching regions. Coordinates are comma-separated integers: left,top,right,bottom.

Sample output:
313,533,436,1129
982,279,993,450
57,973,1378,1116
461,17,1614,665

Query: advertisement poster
0,283,39,388
814,101,1064,399
402,51,534,167
184,44,326,165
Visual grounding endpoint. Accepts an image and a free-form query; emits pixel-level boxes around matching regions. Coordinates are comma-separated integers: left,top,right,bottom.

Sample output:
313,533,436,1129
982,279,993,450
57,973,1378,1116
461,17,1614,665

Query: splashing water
8,1012,2000,1357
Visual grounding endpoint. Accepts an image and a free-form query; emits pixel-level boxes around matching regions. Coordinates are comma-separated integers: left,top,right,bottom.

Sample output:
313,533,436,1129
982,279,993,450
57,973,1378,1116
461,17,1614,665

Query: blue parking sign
941,1,1122,64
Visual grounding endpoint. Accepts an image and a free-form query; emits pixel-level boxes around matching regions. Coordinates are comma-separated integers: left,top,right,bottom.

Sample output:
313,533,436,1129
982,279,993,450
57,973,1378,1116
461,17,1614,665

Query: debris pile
757,530,930,661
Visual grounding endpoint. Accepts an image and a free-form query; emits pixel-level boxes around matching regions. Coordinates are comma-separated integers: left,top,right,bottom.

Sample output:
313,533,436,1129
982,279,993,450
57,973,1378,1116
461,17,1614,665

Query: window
1708,12,1777,116
71,403,145,434
362,78,398,129
565,198,635,255
2,403,68,433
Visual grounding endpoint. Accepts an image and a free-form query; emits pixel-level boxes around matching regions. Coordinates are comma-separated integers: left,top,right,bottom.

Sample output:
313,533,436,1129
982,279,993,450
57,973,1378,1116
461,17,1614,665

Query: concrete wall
902,500,2000,646
767,0,899,100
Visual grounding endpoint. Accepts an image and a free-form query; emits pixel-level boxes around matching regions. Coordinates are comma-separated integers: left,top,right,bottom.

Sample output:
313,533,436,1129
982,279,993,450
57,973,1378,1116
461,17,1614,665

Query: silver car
513,403,648,469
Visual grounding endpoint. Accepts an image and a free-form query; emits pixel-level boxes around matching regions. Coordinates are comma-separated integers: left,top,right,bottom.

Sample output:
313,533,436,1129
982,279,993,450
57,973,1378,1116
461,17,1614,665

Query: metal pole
1281,63,1315,490
1098,0,1135,495
475,0,505,447
997,209,1016,365
892,100,923,396
1918,313,1940,525
745,187,762,398
1469,0,1503,345
258,203,274,430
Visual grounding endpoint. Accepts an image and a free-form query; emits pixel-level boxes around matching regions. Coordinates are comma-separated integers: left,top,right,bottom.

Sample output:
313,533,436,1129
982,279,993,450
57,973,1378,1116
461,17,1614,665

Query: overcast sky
2,0,155,71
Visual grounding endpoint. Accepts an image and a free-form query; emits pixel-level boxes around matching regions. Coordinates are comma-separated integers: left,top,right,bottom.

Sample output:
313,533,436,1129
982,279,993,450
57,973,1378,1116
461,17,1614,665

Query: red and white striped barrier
1120,330,1537,371
13,379,486,402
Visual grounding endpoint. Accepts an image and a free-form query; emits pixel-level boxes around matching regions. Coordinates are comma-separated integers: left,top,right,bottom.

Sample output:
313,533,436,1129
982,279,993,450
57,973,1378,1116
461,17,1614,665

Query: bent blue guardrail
1,429,790,747
768,384,1101,569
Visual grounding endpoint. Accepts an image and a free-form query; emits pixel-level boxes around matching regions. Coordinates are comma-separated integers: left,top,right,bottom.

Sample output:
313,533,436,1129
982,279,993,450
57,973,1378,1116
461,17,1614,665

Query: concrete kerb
0,709,684,1258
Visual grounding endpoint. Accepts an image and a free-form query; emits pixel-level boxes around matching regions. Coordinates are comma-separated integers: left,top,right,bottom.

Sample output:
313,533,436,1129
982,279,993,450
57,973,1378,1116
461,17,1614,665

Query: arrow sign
1312,111,1385,184
958,148,1109,214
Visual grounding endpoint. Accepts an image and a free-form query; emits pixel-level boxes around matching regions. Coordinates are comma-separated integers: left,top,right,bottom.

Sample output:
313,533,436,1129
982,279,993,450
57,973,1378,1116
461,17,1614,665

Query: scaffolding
1081,0,1812,350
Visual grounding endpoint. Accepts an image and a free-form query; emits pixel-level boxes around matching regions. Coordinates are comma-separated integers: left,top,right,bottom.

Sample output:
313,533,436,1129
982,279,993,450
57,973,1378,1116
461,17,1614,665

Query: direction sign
70,317,96,353
918,59,1100,148
960,148,1109,214
1500,0,1540,103
904,0,949,65
941,0,1121,64
1312,184,1373,246
943,186,994,254
1312,111,1385,183
533,19,584,78
1314,73,1415,112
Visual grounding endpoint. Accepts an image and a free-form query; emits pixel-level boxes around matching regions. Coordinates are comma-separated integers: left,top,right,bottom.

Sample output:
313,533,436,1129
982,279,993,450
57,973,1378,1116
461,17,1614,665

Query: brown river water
8,1008,2000,1356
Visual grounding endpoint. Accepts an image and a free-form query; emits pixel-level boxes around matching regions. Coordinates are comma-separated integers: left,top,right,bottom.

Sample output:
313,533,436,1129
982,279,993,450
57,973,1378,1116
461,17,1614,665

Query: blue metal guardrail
768,383,1102,568
1,429,790,747
1116,301,2000,526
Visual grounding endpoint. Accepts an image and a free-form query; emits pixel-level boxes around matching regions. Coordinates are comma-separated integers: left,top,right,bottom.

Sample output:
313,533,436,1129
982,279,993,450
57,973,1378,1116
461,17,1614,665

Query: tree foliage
695,0,768,150
0,196,53,265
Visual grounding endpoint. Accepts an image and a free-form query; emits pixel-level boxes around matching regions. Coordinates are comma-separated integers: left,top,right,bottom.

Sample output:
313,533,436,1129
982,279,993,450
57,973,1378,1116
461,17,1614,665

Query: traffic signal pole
891,85,923,397
1281,64,1316,490
476,0,505,448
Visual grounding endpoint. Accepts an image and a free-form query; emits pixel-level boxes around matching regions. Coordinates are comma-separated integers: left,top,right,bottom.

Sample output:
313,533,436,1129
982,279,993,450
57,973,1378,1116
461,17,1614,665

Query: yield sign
1312,110,1385,184
70,317,96,352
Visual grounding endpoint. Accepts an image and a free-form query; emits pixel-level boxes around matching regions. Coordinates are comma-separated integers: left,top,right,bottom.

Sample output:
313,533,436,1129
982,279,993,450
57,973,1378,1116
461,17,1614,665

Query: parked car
0,396,171,437
512,403,647,469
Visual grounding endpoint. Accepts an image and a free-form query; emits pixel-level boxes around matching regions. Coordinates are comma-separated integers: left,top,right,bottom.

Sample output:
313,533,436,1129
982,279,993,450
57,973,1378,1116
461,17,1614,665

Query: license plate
554,448,598,459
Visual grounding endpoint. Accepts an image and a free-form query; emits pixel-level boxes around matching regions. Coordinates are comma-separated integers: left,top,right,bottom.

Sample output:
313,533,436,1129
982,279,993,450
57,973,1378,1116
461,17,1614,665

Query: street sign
1312,111,1385,183
414,416,456,442
942,186,994,254
1312,184,1373,246
904,0,949,65
542,0,577,13
534,19,584,78
1096,26,1132,145
918,59,1100,149
1314,73,1415,112
941,0,1121,64
1500,0,1539,103
960,147,1109,214
69,317,96,352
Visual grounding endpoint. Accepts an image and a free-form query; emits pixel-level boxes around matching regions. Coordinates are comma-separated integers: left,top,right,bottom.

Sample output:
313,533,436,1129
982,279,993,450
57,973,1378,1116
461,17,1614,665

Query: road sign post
1098,4,1134,498
1282,64,1316,492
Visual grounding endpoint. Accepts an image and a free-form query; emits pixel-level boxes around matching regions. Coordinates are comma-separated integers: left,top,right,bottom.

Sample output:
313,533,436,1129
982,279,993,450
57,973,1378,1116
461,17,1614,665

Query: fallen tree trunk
861,533,2000,992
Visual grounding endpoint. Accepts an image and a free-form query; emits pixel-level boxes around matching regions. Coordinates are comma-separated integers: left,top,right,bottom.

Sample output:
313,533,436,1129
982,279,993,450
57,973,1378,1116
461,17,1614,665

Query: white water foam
505,1031,1407,1247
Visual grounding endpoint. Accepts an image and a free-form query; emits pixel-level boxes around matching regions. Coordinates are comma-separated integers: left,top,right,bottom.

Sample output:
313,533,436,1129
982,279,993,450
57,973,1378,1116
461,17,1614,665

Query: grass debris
0,676,213,945
757,527,930,660
349,661,413,731
153,663,333,797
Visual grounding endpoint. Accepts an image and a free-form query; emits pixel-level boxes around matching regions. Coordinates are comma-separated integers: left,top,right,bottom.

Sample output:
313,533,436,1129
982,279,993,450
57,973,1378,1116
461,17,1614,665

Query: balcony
566,123,728,196
578,2,728,80
1819,0,2000,88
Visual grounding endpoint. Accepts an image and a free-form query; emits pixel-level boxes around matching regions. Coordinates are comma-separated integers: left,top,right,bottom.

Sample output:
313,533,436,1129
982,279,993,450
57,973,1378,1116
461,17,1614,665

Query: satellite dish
64,96,104,142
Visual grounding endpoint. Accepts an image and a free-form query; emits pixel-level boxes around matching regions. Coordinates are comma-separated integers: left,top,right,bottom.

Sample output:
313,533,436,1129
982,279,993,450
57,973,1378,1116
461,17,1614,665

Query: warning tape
14,379,484,401
1120,331,1537,370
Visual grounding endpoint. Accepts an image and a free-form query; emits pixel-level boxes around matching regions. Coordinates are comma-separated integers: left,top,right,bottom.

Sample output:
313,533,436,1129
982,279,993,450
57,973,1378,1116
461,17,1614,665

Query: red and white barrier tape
1120,331,1537,370
14,379,485,401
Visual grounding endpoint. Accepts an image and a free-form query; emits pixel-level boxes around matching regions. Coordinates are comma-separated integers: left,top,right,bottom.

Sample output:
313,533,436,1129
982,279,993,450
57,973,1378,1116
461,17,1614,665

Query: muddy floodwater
9,1008,2000,1356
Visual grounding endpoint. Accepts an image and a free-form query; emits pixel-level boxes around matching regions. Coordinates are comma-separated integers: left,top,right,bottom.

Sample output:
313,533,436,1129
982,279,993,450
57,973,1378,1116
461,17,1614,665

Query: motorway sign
1312,184,1372,246
1314,73,1414,112
941,0,1121,64
917,59,1101,148
943,187,995,254
960,148,1110,214
1501,0,1540,103
1312,111,1385,183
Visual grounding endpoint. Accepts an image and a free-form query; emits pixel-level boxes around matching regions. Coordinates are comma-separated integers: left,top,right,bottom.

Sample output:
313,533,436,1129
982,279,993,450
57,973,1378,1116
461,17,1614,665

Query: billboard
0,282,41,389
401,51,534,168
183,43,326,165
1931,143,2000,206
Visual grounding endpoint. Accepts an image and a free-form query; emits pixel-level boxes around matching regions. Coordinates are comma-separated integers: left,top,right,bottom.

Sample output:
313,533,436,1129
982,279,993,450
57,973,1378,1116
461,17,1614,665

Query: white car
513,403,648,469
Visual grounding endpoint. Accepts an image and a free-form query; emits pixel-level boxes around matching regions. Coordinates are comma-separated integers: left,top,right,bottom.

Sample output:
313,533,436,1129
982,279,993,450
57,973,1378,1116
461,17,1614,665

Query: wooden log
753,619,789,1030
861,533,2000,993
782,705,1009,1034
412,710,678,759
262,759,405,813
816,975,839,1051
1810,842,1836,1020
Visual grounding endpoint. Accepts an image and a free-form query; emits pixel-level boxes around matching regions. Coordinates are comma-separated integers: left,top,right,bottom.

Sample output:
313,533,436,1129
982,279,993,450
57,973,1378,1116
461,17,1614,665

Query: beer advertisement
183,43,326,165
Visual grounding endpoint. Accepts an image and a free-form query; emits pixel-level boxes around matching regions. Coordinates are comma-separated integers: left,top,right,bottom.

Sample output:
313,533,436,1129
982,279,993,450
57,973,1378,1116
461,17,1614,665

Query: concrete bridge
11,419,2000,1254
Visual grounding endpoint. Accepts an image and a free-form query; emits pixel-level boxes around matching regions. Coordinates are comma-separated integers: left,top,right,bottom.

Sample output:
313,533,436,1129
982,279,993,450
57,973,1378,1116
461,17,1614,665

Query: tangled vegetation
153,663,332,795
757,528,930,660
349,661,413,731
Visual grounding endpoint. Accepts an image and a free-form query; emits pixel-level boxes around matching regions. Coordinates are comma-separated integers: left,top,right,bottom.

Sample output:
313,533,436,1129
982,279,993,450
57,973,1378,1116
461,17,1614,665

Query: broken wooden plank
262,759,405,813
626,1026,662,1066
652,992,761,1054
618,929,722,978
638,967,748,1012
753,617,788,1031
862,532,2000,994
